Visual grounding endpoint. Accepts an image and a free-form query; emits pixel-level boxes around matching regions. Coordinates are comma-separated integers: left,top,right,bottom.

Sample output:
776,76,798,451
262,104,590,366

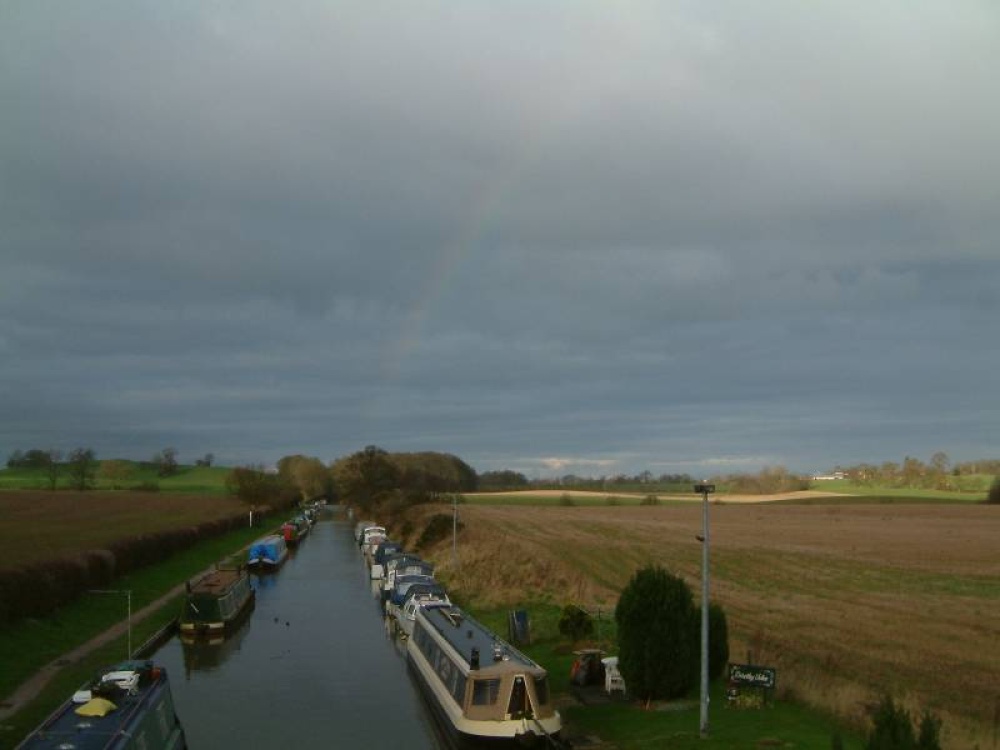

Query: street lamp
89,589,133,658
693,481,715,739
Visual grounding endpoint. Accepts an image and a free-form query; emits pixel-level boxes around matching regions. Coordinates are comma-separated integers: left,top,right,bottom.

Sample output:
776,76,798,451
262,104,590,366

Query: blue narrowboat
247,534,288,570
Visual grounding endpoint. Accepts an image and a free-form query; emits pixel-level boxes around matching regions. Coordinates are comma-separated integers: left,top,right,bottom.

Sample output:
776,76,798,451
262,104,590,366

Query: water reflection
180,614,253,676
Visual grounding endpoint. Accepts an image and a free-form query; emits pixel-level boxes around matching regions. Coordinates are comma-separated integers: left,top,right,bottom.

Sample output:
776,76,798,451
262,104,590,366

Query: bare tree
45,449,63,490
67,448,97,491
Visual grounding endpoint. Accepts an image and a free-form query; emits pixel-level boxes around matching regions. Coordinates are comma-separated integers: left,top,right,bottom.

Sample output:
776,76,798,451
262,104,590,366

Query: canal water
152,513,440,748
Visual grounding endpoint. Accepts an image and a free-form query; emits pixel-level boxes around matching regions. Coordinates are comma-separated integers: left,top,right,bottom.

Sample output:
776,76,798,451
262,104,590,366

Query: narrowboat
408,604,562,746
16,660,187,750
281,516,310,546
178,566,255,639
247,534,288,570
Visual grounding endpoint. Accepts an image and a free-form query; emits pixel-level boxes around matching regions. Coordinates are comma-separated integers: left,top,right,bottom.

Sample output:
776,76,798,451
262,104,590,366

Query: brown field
0,491,247,570
411,502,1000,750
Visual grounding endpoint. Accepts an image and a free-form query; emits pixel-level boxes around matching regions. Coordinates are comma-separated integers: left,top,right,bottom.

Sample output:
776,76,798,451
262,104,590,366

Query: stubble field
424,502,1000,750
0,491,248,570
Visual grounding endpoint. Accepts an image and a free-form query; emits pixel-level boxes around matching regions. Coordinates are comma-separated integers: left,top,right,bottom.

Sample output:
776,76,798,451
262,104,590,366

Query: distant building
811,471,846,481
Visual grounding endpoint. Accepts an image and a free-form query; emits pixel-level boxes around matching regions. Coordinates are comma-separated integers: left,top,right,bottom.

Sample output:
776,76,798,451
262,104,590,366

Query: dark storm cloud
1,1,998,475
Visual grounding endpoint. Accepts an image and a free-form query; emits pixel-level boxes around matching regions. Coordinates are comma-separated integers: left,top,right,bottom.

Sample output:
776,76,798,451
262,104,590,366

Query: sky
1,2,998,479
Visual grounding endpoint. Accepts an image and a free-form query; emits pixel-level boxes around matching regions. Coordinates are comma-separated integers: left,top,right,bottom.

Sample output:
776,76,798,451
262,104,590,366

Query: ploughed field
0,491,247,570
429,502,1000,749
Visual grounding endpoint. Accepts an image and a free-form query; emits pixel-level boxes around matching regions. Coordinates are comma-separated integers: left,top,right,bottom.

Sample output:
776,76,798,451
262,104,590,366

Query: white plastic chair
602,656,626,695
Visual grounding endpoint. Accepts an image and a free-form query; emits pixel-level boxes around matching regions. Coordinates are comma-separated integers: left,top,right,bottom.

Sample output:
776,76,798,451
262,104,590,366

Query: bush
615,565,698,700
987,476,1000,504
559,492,575,506
706,602,730,680
415,513,461,550
131,481,161,492
605,496,619,506
867,695,915,749
640,494,659,506
558,604,594,642
866,696,942,750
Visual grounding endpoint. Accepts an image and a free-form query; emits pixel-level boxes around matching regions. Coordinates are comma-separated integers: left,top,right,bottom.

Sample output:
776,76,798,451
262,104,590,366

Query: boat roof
252,534,283,545
419,605,542,673
189,568,245,595
17,661,175,750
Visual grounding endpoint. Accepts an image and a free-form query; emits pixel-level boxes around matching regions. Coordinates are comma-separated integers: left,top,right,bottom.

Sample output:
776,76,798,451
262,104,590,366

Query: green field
0,463,231,494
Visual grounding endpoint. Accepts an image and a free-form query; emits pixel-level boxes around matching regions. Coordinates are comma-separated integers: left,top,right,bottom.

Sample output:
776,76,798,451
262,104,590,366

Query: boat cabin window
471,678,501,705
534,675,549,705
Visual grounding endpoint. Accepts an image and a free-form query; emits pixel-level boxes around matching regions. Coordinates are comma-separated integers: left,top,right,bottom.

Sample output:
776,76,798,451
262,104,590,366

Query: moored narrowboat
179,566,255,638
16,660,187,750
247,534,288,570
281,516,310,545
408,604,562,746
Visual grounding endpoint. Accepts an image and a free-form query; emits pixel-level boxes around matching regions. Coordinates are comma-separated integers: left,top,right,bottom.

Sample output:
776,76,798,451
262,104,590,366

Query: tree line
832,452,999,491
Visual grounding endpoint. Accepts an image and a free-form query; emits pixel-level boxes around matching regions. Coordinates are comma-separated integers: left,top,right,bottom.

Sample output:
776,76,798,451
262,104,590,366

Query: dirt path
0,566,212,722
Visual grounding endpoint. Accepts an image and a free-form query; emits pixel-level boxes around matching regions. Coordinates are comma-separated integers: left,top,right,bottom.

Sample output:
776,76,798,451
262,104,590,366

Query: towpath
0,566,212,723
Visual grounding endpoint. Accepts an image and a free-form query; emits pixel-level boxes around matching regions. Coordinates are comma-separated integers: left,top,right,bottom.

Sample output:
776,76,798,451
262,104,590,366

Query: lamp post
89,589,132,658
693,481,715,738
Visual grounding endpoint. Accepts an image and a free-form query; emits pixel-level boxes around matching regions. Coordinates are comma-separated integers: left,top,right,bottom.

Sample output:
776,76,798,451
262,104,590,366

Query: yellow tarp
75,698,117,717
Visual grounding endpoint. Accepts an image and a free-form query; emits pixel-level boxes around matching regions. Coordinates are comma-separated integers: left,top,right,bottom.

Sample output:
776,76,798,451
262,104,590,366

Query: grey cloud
1,2,998,475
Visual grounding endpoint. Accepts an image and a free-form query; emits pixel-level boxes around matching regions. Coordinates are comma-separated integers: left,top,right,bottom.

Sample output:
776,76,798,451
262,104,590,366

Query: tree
6,449,24,469
615,565,698,700
277,454,331,500
195,452,214,467
45,449,63,490
331,445,399,512
67,448,97,491
154,447,179,477
225,464,297,509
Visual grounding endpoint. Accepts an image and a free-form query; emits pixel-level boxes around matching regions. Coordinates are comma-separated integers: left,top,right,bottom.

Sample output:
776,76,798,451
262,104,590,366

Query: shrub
615,565,698,700
706,602,730,680
640,494,659,506
605,496,619,506
867,695,915,749
987,476,1000,504
558,604,594,642
866,696,941,750
916,711,942,750
559,493,575,506
415,513,461,550
131,481,161,493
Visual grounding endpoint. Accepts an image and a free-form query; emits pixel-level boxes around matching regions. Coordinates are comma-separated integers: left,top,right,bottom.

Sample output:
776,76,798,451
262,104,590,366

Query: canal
152,512,441,748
